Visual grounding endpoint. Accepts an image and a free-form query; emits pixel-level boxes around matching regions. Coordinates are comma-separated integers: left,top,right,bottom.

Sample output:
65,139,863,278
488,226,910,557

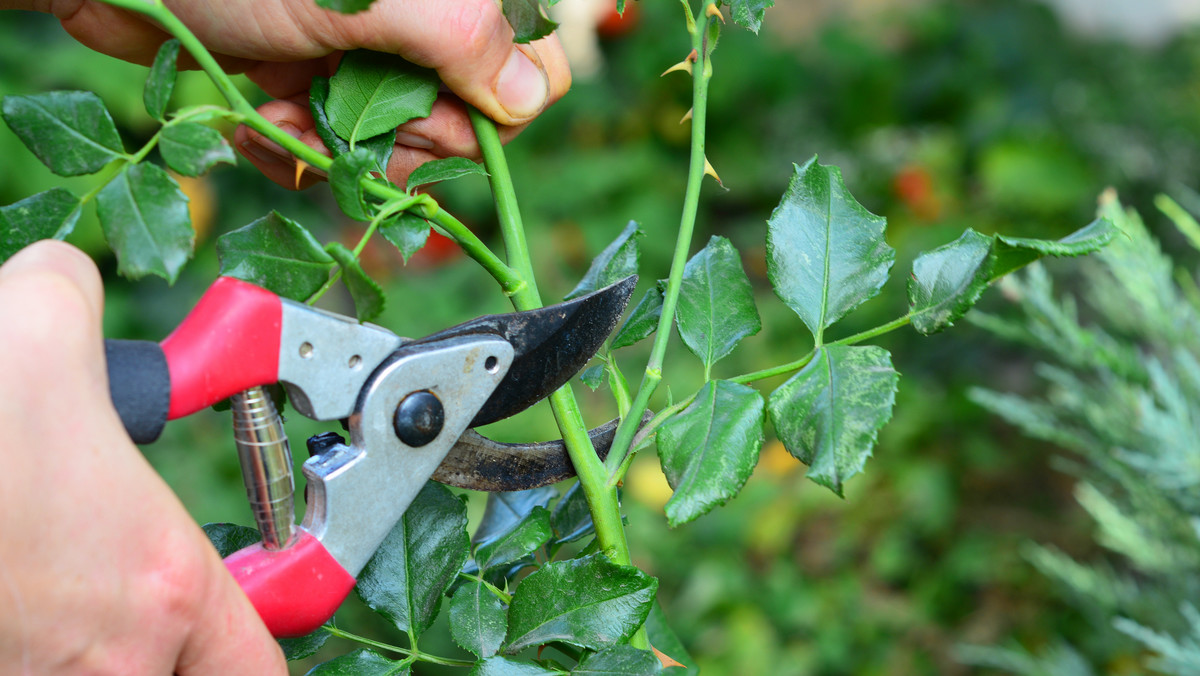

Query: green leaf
326,242,385,322
574,645,664,675
278,629,331,662
550,481,595,546
657,380,764,527
611,283,664,350
201,522,260,558
449,580,508,658
645,603,696,675
471,657,564,676
766,156,894,343
329,147,376,221
159,122,235,177
313,0,376,13
0,188,81,262
144,39,179,120
676,236,761,372
580,363,605,390
379,212,431,263
474,487,557,548
217,211,336,301
768,345,898,496
305,649,409,675
355,481,469,638
565,221,641,301
312,78,396,173
907,218,1118,335
327,51,439,143
475,506,552,572
503,553,657,654
989,216,1117,280
908,229,993,335
500,0,558,43
723,0,774,33
407,157,488,191
1,91,124,176
96,163,193,283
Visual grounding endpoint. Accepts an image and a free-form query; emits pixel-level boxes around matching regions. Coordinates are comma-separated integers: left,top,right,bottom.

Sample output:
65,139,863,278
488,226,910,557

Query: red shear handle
161,277,282,419
224,531,357,638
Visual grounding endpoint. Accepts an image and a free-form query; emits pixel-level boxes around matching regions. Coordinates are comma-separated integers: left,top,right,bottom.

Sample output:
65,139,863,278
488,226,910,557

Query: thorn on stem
705,4,725,22
680,108,693,124
661,60,693,77
294,160,309,189
652,645,687,669
704,156,726,189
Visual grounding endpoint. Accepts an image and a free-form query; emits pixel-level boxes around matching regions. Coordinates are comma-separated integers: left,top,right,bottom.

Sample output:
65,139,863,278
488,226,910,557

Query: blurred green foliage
3,0,1200,673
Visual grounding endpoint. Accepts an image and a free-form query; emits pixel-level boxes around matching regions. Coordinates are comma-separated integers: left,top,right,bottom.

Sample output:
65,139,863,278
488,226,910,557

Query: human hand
32,0,571,189
0,241,286,676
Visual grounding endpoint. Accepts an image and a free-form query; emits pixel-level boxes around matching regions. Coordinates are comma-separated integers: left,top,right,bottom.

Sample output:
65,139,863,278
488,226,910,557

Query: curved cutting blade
409,275,637,427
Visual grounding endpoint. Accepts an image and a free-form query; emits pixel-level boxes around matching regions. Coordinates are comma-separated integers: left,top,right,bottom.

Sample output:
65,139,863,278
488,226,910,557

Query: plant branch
605,1,719,484
322,625,474,667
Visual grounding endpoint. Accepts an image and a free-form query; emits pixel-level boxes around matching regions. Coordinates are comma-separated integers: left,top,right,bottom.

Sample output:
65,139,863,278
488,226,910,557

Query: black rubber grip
105,339,170,444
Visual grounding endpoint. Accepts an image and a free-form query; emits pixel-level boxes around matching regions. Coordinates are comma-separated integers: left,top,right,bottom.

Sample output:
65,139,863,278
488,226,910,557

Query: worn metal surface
433,410,654,491
409,275,637,427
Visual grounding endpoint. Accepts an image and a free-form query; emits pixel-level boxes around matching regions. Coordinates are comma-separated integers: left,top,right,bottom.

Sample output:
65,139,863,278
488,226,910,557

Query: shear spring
231,386,295,550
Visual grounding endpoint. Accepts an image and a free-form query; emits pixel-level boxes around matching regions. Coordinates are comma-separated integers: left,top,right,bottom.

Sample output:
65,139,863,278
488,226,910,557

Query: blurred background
2,0,1199,673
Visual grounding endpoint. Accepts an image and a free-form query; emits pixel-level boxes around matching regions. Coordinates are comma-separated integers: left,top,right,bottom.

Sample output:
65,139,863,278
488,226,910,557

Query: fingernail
395,132,434,150
495,47,549,121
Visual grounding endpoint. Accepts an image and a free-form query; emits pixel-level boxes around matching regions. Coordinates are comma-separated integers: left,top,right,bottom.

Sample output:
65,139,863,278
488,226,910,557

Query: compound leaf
379,212,431,263
355,481,469,638
611,282,664,350
326,242,385,323
657,380,764,527
144,39,179,120
908,229,993,335
329,147,376,221
2,91,124,176
471,657,563,676
566,221,641,301
217,211,335,301
449,580,508,658
501,0,558,43
0,188,81,262
159,122,235,177
407,157,488,191
768,345,898,496
475,506,552,573
676,236,760,371
305,649,409,675
314,0,376,13
724,0,774,33
574,645,664,675
327,51,438,143
503,553,657,654
767,156,893,343
96,163,193,283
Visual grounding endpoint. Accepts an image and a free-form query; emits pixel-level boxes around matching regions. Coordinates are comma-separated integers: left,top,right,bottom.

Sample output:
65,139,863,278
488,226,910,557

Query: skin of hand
0,241,287,676
15,0,572,189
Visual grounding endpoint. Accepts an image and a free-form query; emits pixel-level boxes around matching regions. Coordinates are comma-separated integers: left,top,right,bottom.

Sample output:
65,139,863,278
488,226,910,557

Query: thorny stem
468,108,643,649
95,0,524,295
322,625,474,667
605,0,719,486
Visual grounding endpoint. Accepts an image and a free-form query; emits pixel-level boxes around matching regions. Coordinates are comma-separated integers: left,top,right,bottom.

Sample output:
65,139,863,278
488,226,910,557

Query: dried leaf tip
652,645,686,669
680,108,694,124
705,4,725,22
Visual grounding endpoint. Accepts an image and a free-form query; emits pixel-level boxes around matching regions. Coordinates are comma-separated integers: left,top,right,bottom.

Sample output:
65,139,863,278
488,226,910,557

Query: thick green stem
605,2,718,483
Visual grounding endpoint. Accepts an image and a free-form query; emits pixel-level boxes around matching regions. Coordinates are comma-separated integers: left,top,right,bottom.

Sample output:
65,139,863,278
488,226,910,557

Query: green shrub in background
962,192,1200,675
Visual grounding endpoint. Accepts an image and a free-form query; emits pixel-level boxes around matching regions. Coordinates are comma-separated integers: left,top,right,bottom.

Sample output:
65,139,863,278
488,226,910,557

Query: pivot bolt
393,390,444,447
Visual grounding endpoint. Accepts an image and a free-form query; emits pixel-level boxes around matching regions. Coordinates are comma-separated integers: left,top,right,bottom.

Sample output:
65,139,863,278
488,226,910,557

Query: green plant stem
468,108,643,649
605,3,718,485
96,0,523,295
322,625,474,667
458,572,513,604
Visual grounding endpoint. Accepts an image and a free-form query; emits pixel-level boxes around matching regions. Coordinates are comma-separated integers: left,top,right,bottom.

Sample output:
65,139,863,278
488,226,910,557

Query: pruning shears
103,274,636,637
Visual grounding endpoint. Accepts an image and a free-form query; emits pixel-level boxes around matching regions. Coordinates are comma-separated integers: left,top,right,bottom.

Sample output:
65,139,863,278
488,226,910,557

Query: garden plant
0,0,1119,673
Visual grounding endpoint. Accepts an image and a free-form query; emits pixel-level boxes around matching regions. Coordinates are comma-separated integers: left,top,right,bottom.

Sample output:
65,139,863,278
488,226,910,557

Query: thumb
320,0,571,125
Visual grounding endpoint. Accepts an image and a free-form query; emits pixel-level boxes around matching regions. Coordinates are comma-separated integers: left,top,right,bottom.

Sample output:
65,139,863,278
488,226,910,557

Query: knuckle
446,0,507,63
